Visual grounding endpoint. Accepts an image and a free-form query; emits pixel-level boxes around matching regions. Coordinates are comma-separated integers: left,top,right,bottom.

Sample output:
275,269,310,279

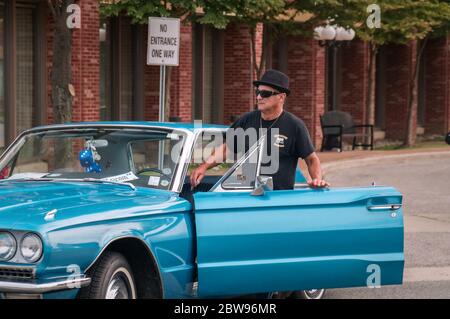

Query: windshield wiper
1,177,136,191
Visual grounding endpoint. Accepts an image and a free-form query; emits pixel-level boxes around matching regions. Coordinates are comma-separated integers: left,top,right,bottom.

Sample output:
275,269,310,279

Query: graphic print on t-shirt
273,134,288,148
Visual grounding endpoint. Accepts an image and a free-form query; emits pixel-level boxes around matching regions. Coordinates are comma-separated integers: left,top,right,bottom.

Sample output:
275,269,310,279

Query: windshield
0,127,186,190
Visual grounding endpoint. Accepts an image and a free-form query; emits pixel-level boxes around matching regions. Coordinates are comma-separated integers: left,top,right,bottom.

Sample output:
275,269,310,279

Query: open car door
193,139,404,297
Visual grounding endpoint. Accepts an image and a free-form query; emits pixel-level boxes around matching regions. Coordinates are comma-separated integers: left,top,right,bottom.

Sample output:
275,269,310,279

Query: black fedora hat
253,69,290,95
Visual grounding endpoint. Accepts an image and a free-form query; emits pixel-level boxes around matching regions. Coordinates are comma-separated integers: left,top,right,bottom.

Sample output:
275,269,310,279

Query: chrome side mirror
251,176,273,196
446,132,450,145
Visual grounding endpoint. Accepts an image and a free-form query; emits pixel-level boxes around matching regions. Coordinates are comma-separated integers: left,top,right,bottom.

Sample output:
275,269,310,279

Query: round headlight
20,233,43,263
0,232,17,261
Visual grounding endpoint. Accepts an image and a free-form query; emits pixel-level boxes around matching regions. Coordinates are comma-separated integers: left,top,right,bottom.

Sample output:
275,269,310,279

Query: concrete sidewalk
299,146,450,177
318,146,449,164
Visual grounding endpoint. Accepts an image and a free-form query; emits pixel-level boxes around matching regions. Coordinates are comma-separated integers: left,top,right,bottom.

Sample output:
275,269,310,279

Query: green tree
47,0,76,167
291,0,450,146
376,0,450,146
101,0,200,121
100,0,289,117
48,0,76,124
197,0,288,79
101,0,450,145
100,0,197,23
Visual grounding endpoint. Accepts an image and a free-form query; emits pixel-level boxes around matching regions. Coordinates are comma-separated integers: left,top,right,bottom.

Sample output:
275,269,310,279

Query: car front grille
0,266,36,281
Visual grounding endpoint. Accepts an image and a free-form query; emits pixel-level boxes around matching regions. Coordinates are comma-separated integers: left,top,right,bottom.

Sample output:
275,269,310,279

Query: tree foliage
288,0,449,44
100,0,289,103
47,0,75,124
100,0,196,23
100,0,450,144
100,0,287,28
47,0,75,165
289,0,450,145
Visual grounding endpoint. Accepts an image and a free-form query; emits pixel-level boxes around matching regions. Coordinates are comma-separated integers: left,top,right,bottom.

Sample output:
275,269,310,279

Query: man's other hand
307,178,330,188
190,164,207,189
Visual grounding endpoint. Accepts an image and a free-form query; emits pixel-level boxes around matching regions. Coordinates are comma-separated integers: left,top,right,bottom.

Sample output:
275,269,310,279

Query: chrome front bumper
0,277,91,294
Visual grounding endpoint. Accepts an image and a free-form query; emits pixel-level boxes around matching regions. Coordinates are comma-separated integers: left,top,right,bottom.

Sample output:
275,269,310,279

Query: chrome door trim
367,204,402,211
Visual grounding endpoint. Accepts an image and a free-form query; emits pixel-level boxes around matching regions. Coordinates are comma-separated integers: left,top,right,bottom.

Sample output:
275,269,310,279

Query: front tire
78,251,137,299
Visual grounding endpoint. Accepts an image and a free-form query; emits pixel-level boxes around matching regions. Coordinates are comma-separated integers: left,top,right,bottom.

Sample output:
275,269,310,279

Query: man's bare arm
303,152,330,188
190,143,228,187
204,143,228,170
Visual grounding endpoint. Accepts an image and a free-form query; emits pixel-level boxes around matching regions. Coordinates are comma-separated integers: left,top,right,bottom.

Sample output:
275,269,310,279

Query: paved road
322,151,450,299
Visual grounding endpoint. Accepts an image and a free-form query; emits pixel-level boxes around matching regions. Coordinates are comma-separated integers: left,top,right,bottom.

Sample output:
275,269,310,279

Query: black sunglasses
255,89,281,98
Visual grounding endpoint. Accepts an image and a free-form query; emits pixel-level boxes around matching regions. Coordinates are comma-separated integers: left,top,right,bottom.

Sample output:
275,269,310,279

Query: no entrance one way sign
147,17,180,66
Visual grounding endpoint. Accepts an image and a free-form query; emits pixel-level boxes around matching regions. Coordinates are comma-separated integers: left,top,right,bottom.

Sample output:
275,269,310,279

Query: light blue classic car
0,122,404,299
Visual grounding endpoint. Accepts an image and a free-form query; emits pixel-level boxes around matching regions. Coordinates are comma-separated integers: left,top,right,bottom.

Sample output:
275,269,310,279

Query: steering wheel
135,167,170,177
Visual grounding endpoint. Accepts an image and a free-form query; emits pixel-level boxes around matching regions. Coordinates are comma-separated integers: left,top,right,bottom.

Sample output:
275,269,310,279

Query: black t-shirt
226,110,315,190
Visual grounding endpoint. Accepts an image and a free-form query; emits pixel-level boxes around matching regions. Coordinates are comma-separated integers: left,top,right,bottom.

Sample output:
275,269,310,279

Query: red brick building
0,0,101,148
1,0,449,150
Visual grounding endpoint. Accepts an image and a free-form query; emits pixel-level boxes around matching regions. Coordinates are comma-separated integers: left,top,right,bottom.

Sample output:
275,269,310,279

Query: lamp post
314,25,355,110
314,25,356,47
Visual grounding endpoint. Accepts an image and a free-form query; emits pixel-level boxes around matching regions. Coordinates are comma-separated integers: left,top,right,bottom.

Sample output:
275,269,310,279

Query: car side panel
194,186,404,297
13,196,197,299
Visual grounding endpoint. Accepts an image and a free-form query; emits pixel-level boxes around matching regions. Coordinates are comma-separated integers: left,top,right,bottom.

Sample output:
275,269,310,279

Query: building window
202,26,214,123
101,16,137,121
418,49,426,127
375,46,387,129
99,22,107,120
16,3,35,135
120,20,133,121
0,2,4,148
326,46,342,111
192,24,224,124
271,33,288,110
0,1,46,148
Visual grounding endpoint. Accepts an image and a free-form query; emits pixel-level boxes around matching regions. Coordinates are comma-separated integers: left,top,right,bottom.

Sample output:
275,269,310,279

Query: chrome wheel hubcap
304,289,325,299
105,268,136,299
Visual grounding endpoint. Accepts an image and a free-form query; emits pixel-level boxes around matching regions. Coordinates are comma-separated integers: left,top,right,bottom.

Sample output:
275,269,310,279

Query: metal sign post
147,17,180,169
147,17,180,117
158,65,166,169
158,65,166,122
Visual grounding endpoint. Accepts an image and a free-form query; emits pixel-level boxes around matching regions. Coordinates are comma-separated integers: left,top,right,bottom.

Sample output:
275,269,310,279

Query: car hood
0,180,189,231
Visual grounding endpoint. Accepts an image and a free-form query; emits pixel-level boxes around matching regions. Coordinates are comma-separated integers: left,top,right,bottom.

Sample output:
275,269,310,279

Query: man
191,69,329,190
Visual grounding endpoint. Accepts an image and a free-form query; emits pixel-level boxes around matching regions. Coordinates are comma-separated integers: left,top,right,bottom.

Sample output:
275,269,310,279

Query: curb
322,149,450,172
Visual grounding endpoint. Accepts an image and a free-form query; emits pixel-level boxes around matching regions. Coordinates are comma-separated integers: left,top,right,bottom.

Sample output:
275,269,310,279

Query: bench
320,110,374,152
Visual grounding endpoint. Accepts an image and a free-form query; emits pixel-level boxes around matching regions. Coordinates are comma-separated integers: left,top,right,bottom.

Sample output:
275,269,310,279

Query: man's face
255,85,285,112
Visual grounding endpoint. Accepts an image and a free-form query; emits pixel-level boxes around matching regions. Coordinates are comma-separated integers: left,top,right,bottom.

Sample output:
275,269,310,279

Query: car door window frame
210,135,266,192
